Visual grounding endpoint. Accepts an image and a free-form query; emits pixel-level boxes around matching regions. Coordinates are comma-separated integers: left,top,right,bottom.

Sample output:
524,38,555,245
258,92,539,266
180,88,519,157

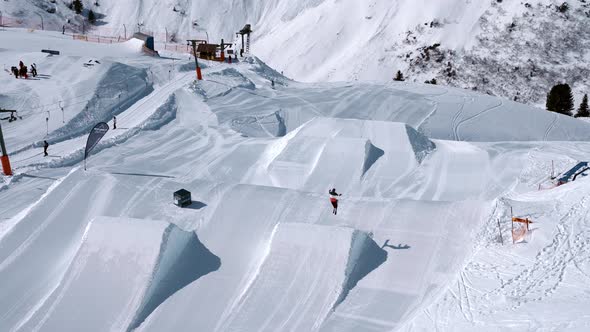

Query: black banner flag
84,122,109,170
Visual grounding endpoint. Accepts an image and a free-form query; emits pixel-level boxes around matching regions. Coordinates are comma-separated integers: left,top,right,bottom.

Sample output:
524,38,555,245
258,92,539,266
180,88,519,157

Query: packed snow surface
1,28,590,332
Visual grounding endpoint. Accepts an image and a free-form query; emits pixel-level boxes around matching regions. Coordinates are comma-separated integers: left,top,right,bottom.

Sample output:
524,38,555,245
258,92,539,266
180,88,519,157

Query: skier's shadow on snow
381,239,411,250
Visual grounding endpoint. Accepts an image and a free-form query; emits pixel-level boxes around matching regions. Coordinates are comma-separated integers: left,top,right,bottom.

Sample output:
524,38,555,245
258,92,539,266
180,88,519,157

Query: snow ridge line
214,223,281,332
23,220,95,332
0,167,79,244
127,223,176,331
321,230,387,329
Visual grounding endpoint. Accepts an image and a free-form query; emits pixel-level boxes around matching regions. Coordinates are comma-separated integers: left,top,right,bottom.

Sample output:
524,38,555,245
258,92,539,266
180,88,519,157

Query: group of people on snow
11,61,37,79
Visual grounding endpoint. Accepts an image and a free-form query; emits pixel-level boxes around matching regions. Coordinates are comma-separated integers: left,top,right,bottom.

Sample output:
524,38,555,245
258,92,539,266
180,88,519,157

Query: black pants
331,200,338,214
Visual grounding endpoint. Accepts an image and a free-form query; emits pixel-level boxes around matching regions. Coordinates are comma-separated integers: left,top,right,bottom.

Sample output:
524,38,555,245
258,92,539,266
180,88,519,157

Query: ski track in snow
543,113,559,142
416,87,448,132
450,97,467,141
455,99,503,141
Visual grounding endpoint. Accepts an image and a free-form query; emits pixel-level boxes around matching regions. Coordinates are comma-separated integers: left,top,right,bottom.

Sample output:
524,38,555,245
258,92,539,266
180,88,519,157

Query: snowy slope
3,0,590,106
1,28,590,332
406,177,590,331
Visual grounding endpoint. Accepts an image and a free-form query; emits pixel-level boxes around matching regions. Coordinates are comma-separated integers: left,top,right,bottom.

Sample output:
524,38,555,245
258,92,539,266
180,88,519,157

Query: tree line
393,69,589,118
546,83,588,118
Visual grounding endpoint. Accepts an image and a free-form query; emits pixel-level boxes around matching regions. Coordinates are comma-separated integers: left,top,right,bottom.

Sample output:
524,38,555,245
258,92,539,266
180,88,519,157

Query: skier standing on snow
329,188,342,215
43,140,49,157
18,61,28,79
113,116,117,129
31,63,37,77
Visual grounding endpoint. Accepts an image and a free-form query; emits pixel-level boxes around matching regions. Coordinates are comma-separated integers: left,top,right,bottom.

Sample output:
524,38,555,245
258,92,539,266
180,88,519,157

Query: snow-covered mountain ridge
2,0,589,107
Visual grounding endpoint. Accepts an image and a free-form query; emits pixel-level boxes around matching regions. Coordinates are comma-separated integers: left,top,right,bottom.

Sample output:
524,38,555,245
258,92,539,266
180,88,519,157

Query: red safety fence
0,16,31,29
158,43,193,54
73,34,128,44
511,217,532,244
0,15,198,55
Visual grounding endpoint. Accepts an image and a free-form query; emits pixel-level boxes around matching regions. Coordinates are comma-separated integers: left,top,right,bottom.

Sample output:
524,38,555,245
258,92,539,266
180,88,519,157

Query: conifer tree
73,0,83,14
575,94,589,118
546,83,574,116
88,10,96,24
393,70,405,81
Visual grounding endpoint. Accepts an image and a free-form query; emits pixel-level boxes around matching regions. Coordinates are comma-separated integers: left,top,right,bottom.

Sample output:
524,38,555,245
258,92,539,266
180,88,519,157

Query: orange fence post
0,122,12,176
1,155,11,176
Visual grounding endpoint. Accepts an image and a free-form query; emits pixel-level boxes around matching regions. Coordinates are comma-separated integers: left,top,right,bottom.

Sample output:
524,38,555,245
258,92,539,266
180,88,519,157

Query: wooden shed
197,43,219,60
133,32,155,51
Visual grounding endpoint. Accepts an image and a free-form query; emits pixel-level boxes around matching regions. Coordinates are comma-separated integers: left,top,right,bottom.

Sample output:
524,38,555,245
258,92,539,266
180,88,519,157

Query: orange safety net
512,217,532,243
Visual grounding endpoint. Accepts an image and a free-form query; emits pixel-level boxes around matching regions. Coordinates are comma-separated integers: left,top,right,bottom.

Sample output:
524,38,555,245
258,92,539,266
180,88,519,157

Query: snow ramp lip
221,223,386,331
294,118,436,163
24,216,220,332
251,118,436,191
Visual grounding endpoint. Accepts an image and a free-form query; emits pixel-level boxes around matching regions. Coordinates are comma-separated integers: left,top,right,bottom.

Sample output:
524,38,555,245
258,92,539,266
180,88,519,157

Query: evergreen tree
88,10,96,24
575,94,589,118
73,0,83,14
393,70,405,81
546,83,574,116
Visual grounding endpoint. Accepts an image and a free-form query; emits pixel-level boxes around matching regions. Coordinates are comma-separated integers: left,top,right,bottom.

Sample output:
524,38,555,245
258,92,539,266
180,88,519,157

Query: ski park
2,2,590,331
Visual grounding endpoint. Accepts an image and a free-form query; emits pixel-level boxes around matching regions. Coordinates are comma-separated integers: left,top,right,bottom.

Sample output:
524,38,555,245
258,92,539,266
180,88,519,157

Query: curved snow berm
20,216,219,332
47,62,153,145
219,223,386,331
244,117,435,194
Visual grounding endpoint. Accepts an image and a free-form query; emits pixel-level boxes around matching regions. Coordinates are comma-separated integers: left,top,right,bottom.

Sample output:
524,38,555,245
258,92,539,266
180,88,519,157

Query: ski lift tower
237,24,252,57
187,39,203,80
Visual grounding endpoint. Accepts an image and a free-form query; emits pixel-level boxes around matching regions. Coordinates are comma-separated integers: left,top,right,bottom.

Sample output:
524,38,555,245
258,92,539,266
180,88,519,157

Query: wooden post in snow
511,207,514,244
497,218,503,245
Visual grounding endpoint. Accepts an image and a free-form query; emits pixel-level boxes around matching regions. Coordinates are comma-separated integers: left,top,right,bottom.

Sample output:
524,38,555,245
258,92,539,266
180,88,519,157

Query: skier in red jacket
329,188,342,215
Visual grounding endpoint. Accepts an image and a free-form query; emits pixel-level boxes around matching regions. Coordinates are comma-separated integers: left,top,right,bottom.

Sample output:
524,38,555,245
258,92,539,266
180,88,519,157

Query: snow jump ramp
21,216,219,332
246,117,436,193
219,223,387,331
